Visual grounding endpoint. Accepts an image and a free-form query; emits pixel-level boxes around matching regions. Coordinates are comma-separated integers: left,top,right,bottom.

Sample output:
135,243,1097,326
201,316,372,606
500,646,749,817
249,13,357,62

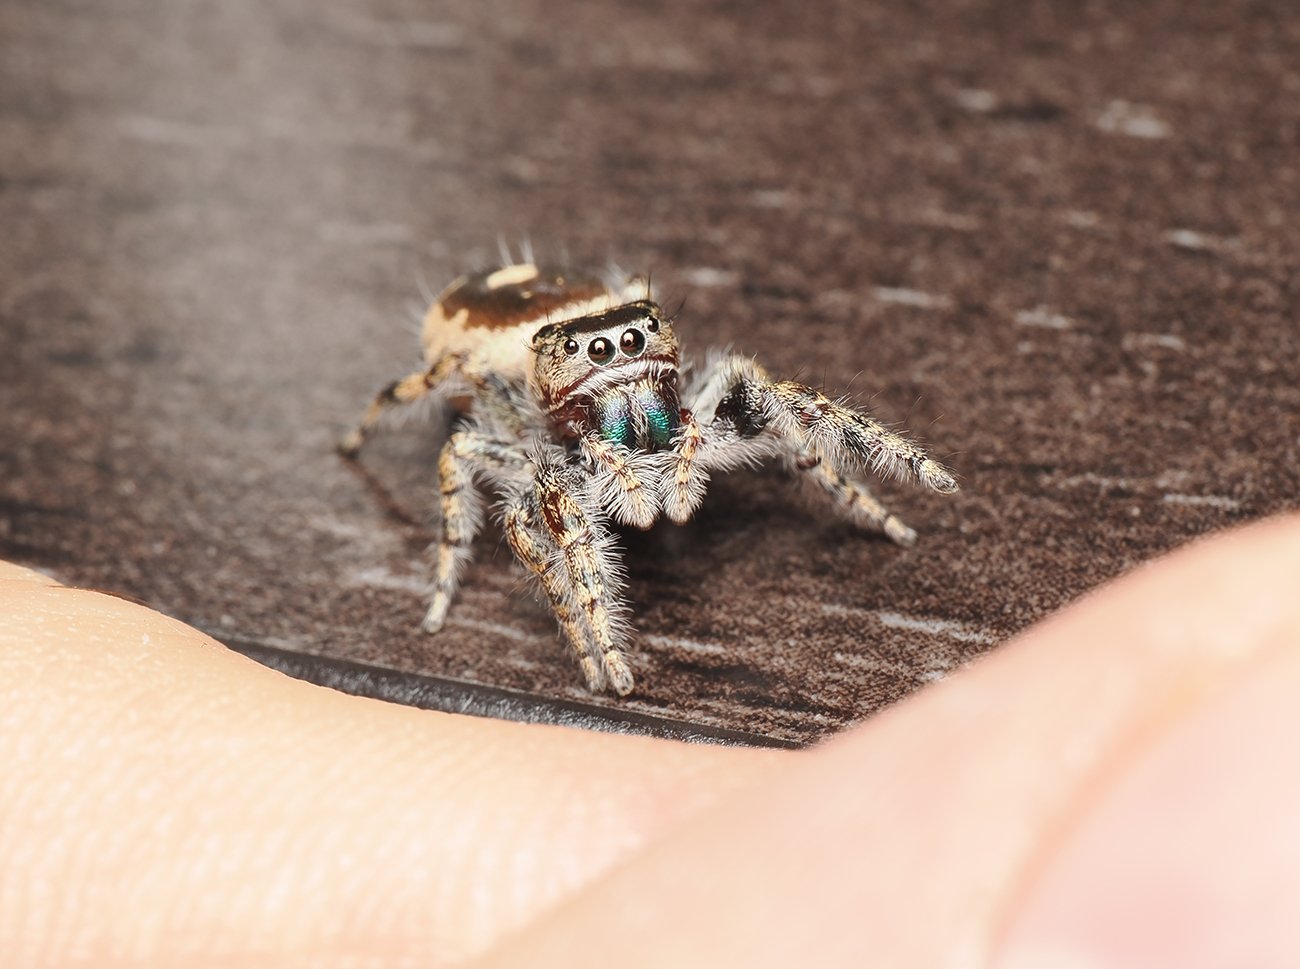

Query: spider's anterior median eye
587,337,615,364
563,338,580,355
619,328,646,356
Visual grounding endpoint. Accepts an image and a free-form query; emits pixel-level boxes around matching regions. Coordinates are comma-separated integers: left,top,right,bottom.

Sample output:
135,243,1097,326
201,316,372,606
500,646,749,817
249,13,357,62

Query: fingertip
0,560,62,586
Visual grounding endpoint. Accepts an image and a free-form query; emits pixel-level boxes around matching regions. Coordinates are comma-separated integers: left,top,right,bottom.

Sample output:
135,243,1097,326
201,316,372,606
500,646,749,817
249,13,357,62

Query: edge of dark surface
222,634,802,749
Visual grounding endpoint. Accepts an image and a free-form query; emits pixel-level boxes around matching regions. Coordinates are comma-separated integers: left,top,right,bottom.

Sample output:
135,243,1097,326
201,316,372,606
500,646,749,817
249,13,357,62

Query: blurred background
2,0,1298,743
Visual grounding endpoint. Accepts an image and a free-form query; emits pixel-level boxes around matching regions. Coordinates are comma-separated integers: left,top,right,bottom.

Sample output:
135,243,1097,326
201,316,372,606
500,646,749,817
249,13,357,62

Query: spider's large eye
619,328,646,357
587,337,615,365
562,338,580,355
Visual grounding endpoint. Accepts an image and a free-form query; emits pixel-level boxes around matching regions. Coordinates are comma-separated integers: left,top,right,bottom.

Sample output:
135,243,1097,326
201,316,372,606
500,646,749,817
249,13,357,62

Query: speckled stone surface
3,0,1298,743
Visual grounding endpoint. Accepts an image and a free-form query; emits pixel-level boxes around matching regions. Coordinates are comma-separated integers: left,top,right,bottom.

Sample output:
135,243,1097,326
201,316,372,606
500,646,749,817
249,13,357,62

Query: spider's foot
420,601,449,634
337,429,365,458
883,515,918,547
579,656,607,693
603,651,635,696
918,459,959,495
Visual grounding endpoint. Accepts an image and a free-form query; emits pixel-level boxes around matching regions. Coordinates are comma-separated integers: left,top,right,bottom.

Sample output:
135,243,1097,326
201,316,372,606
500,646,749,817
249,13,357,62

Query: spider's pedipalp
662,415,707,523
579,433,659,530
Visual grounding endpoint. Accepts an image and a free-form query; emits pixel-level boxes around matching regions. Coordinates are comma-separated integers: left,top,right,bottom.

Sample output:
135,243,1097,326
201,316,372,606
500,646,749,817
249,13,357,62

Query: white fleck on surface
643,633,727,655
873,287,953,309
1125,332,1187,351
347,565,429,595
750,189,791,209
821,603,995,645
447,616,548,644
681,267,739,288
875,611,997,645
954,88,999,112
830,651,915,675
1095,100,1171,139
1061,209,1103,229
1059,473,1139,489
1015,306,1074,329
1162,493,1242,511
1163,228,1237,252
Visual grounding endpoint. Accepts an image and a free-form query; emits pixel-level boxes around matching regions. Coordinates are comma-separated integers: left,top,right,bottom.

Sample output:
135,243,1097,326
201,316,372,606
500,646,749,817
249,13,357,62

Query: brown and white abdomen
420,263,649,383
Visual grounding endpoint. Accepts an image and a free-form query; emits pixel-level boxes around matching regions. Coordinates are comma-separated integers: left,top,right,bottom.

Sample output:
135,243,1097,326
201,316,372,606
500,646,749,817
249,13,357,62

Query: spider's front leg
503,457,635,695
697,355,959,493
679,354,956,542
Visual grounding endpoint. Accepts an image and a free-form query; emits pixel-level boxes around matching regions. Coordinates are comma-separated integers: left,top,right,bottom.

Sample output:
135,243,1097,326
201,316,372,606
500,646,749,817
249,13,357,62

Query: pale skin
3,515,1300,968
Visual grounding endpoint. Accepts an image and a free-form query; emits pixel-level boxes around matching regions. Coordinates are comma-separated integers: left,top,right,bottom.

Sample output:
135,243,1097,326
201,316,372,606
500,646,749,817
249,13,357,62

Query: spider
339,261,959,695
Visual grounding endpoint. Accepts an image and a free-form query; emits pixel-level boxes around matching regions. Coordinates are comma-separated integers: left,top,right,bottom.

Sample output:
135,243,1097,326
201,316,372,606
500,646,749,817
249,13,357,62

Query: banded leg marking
419,431,526,634
421,435,483,633
764,380,958,493
503,502,606,692
664,415,706,523
699,354,957,493
535,470,635,695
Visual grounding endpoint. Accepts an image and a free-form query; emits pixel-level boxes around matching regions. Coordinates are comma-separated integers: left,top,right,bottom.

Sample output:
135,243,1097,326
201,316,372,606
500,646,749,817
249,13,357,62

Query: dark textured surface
3,0,1298,743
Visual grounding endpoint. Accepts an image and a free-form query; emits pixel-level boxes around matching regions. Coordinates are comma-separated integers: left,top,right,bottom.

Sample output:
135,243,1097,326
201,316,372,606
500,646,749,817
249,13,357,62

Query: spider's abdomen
419,263,645,383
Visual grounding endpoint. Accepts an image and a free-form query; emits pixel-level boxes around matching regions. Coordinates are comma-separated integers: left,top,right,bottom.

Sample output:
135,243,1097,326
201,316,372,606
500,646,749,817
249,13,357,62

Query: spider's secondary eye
620,329,646,356
646,317,661,333
563,338,580,355
587,337,615,364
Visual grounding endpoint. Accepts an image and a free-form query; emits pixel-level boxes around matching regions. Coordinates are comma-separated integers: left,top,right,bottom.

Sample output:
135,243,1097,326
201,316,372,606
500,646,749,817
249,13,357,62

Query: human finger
474,514,1300,967
0,565,781,967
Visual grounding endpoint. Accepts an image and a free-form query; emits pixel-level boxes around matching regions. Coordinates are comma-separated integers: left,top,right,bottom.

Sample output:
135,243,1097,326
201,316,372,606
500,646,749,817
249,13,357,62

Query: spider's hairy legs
667,354,954,537
796,451,918,546
338,354,461,457
503,461,634,695
502,503,608,693
693,354,958,493
421,431,525,634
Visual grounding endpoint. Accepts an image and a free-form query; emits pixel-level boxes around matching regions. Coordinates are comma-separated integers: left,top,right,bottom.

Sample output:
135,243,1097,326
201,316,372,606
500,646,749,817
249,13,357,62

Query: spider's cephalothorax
340,260,960,696
532,300,682,451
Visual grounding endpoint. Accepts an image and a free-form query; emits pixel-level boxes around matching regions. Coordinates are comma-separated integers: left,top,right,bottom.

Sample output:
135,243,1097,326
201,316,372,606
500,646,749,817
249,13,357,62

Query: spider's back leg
794,449,918,546
338,354,461,457
421,430,527,634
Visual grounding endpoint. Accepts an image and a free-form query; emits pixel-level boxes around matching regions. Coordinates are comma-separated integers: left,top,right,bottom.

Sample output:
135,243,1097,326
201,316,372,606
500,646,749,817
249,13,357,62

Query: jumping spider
340,261,959,695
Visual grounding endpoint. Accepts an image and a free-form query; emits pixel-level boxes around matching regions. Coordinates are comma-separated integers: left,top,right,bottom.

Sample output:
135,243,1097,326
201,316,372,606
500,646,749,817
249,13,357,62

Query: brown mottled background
3,0,1298,744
